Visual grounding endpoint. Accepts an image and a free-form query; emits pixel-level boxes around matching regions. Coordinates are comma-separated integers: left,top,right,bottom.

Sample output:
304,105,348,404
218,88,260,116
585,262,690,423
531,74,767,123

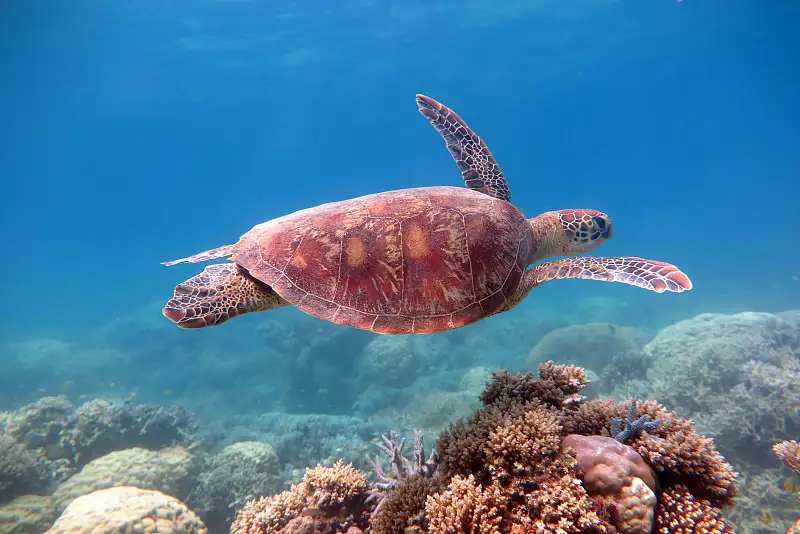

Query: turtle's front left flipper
416,94,511,202
163,263,289,328
522,256,693,294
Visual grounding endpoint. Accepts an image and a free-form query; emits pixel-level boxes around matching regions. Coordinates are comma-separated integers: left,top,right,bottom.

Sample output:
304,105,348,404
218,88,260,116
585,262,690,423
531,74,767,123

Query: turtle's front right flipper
523,256,693,294
163,264,289,328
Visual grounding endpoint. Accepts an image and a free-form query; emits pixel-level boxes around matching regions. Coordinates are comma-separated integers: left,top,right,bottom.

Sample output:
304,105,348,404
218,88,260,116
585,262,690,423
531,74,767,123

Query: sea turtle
162,94,691,334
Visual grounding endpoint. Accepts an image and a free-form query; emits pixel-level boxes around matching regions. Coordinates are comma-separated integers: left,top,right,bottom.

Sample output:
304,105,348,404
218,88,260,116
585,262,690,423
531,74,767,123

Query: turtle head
527,209,613,263
555,209,613,254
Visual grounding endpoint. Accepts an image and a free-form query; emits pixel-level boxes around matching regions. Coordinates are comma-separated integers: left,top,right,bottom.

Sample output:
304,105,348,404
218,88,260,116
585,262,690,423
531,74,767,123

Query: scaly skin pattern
232,186,531,334
416,94,511,202
522,256,692,296
162,263,289,328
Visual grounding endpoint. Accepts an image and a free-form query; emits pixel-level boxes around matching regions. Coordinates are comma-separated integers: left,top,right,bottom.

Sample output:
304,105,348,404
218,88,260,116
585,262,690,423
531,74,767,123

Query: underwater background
1,0,798,533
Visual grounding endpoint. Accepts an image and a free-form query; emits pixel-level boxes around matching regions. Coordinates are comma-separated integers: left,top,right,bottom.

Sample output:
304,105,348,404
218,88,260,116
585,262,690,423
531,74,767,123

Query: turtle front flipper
163,264,289,328
416,94,511,202
507,256,692,309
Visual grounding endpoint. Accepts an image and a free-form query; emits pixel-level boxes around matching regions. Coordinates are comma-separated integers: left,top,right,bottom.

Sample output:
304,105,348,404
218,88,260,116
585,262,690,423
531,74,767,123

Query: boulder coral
51,445,199,512
231,362,738,534
45,486,207,533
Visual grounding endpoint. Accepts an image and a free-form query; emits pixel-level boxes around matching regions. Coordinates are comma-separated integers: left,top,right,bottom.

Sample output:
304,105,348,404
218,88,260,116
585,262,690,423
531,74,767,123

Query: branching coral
365,429,438,519
479,362,588,410
484,404,562,482
773,440,800,475
425,474,503,534
610,401,661,444
231,460,369,534
653,484,733,533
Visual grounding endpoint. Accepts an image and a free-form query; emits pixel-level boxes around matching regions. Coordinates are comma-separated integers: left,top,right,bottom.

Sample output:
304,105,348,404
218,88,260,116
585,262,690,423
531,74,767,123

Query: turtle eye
593,216,606,230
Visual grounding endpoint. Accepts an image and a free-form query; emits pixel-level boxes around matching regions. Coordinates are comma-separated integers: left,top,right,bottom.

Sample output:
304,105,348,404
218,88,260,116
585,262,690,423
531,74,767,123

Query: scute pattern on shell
234,186,530,334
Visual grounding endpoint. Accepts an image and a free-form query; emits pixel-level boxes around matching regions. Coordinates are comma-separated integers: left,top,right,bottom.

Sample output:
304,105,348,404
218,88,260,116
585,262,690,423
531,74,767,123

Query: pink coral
231,460,368,534
653,484,733,534
773,440,800,475
562,435,657,534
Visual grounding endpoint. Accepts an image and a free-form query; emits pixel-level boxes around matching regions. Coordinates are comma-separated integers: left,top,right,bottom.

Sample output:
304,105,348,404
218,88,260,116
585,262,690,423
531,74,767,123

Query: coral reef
525,322,650,384
773,440,800,476
188,441,282,533
231,460,369,534
232,362,738,534
214,411,381,473
51,445,199,512
0,395,200,492
0,495,57,534
0,432,48,500
654,484,732,533
632,312,799,465
46,486,207,533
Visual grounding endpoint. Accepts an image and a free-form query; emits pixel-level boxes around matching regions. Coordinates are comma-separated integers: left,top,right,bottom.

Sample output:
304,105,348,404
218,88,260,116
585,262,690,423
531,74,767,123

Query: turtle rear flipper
162,244,235,266
163,264,289,328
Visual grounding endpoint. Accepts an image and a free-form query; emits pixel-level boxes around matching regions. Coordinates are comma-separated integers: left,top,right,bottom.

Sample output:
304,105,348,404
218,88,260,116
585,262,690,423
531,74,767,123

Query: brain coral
51,446,199,512
0,494,57,534
45,486,207,534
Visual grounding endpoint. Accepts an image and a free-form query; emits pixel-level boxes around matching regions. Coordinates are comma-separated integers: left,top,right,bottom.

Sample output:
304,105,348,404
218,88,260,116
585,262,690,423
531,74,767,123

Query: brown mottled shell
232,186,532,334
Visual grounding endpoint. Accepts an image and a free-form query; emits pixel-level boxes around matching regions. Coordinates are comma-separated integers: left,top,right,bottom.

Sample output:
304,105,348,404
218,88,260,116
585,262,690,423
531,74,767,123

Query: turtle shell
231,186,532,334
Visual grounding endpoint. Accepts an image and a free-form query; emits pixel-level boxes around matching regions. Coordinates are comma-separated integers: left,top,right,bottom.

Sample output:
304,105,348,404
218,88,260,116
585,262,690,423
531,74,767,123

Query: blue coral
611,399,661,444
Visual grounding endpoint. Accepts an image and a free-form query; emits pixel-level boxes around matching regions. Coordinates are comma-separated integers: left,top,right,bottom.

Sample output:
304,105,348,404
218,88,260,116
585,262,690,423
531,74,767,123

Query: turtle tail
162,244,235,266
163,263,289,328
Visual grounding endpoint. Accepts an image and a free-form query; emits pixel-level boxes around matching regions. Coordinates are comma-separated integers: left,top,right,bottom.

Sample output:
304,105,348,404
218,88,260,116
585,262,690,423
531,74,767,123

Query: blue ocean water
1,1,798,533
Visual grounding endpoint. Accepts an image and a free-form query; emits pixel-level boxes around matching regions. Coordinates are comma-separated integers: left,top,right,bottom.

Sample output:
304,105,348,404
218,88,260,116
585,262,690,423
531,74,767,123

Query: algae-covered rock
0,495,57,534
52,446,199,512
46,486,207,533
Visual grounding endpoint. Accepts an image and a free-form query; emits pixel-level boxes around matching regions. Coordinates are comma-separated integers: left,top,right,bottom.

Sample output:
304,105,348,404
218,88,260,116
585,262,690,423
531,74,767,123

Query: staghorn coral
773,440,800,475
425,474,503,534
654,484,733,534
366,429,438,521
610,401,661,444
46,486,207,533
231,460,369,534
